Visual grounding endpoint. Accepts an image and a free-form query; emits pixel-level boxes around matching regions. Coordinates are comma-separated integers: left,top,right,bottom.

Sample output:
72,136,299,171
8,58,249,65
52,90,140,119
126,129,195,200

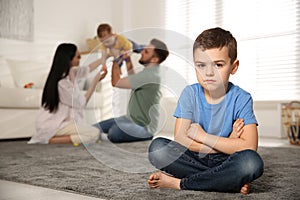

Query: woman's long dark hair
42,43,77,113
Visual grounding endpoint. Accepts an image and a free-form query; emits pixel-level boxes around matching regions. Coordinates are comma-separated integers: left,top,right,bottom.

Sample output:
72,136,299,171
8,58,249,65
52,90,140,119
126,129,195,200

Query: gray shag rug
0,139,299,200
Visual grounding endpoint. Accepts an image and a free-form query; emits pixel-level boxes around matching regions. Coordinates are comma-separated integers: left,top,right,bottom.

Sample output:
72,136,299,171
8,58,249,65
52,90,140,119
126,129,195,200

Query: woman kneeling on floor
28,43,107,145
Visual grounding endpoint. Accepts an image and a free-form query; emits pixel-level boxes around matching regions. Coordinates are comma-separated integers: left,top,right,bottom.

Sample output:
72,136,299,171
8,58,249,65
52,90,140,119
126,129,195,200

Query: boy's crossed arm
174,118,258,155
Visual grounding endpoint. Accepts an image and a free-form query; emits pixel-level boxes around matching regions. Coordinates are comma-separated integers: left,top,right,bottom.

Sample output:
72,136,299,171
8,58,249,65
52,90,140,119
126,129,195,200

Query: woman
28,43,107,145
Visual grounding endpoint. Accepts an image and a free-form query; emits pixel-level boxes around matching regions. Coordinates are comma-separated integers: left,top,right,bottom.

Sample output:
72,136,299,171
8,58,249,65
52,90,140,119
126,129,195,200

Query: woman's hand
96,67,108,82
101,65,108,71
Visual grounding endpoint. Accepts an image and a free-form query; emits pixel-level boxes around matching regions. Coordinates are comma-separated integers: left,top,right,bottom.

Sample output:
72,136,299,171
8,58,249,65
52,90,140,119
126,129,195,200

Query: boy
147,27,264,194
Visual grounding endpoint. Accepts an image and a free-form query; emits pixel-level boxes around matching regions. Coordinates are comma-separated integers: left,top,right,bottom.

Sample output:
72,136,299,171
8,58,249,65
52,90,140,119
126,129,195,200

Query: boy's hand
230,118,244,138
187,123,206,143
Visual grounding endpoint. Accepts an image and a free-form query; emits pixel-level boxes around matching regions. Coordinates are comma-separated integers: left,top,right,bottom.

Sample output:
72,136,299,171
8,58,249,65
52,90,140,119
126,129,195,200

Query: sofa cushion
0,57,15,88
6,59,50,89
0,87,42,108
0,87,104,109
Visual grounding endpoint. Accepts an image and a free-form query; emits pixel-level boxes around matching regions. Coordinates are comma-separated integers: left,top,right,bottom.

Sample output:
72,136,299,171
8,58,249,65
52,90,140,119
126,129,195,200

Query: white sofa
0,53,177,140
0,54,113,139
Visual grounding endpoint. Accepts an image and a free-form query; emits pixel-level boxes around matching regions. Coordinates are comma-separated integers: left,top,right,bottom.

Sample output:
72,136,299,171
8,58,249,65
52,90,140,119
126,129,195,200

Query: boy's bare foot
148,172,181,189
240,183,250,194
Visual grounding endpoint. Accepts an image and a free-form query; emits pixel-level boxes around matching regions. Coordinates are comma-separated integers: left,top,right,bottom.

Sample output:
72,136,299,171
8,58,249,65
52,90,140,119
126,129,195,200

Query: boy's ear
231,60,239,75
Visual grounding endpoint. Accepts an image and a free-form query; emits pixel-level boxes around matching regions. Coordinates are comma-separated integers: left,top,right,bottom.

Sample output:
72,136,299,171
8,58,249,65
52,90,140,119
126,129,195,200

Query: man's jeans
94,116,153,143
148,137,264,192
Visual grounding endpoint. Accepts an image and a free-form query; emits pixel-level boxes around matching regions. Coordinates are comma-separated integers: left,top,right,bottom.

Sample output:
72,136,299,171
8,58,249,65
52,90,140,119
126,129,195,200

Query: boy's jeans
94,116,153,143
148,137,264,192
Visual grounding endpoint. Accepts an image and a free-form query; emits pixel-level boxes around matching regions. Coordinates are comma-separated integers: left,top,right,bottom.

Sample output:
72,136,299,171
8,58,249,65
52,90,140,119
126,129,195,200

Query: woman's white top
28,66,89,144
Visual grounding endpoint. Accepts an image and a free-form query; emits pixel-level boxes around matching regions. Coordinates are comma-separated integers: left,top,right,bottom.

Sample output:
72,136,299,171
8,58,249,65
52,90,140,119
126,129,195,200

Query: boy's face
193,47,238,94
99,30,115,48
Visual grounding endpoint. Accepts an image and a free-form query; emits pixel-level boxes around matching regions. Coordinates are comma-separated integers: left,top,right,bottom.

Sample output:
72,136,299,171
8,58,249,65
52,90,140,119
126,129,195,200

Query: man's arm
187,123,258,155
111,60,131,89
125,56,135,75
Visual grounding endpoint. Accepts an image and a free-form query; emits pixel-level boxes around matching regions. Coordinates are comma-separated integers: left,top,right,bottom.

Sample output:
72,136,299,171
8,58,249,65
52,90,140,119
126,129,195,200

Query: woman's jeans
148,137,264,192
94,116,153,143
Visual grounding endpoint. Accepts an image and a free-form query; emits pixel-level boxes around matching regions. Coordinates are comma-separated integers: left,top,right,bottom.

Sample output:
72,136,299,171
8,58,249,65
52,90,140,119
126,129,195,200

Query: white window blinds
165,0,300,101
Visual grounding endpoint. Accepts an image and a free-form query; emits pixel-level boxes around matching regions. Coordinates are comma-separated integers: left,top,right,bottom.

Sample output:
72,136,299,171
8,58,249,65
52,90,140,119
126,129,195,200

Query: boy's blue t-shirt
174,82,257,137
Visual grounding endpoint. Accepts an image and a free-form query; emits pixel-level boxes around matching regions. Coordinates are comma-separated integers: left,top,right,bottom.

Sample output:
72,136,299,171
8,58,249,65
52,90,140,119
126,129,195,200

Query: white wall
0,0,166,59
111,0,165,33
254,101,288,138
0,0,113,60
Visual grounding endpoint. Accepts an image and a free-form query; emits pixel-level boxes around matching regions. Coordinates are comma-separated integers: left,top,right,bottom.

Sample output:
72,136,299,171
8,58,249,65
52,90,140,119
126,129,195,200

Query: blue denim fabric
94,116,153,143
148,137,264,192
129,39,145,53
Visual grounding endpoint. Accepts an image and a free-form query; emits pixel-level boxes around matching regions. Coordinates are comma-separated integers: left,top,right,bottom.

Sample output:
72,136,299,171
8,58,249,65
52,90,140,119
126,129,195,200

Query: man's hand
122,51,132,61
230,118,244,139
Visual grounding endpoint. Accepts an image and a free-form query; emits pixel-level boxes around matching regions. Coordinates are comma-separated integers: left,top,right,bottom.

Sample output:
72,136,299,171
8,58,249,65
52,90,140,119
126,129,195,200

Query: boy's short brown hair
193,27,237,64
97,23,112,38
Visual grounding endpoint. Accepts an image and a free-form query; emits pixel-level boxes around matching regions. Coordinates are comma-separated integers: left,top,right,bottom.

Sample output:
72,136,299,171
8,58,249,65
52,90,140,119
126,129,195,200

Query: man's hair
193,27,237,64
97,23,112,38
150,38,169,64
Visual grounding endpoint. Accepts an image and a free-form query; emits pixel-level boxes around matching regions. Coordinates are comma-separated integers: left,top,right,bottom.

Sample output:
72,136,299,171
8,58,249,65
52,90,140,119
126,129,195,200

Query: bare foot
148,172,181,189
240,183,250,194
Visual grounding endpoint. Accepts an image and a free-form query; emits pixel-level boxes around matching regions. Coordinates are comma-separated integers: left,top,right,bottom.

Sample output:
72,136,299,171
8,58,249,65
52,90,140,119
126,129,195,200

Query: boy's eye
216,63,223,68
196,63,206,68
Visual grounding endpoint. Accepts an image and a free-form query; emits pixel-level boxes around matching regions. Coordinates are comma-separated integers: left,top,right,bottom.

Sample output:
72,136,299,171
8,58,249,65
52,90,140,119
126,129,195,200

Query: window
165,0,300,101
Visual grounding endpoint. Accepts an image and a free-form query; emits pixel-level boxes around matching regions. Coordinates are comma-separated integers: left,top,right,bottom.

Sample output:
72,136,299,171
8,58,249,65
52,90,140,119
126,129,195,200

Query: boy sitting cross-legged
147,27,264,194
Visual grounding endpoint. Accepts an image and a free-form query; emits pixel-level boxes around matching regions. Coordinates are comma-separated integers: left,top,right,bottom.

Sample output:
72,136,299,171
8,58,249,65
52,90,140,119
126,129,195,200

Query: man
94,38,169,143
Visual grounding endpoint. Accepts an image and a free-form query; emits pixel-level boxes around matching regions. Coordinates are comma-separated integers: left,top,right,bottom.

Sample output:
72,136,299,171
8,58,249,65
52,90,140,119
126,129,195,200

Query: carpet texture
0,140,299,200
